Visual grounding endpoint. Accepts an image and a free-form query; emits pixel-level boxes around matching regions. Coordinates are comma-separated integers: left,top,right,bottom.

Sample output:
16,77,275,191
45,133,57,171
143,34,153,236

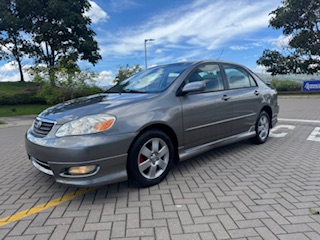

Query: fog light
68,165,97,175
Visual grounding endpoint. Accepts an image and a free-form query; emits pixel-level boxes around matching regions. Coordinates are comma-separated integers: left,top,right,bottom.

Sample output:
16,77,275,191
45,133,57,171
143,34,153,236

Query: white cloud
0,62,33,82
0,72,21,82
94,70,114,87
229,45,250,51
98,0,279,64
0,62,18,72
253,65,268,74
109,0,139,13
178,58,188,62
85,1,109,24
270,35,292,48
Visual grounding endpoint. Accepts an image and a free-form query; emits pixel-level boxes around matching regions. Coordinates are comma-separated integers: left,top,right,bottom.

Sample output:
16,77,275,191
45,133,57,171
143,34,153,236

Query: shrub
270,79,301,92
36,84,102,105
0,82,46,105
28,66,103,104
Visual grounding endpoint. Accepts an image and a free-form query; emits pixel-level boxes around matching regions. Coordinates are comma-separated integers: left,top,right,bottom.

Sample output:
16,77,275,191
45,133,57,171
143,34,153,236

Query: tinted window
223,65,256,89
186,64,224,92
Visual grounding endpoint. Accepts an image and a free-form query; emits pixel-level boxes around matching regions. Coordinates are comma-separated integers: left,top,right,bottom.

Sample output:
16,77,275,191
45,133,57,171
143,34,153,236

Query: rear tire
250,111,270,144
127,130,174,187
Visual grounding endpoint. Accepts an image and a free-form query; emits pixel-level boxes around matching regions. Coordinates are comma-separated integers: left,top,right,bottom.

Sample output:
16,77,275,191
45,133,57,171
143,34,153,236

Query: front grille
33,118,55,137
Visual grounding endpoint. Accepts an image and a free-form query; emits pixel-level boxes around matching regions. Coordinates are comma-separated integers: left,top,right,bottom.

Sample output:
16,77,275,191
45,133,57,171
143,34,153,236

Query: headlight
56,114,116,137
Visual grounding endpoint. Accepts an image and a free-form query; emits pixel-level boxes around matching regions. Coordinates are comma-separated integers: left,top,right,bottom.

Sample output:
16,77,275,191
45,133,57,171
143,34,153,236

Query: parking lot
0,97,320,240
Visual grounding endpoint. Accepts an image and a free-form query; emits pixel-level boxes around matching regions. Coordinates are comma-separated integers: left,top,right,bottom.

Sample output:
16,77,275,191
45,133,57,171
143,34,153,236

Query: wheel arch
127,124,180,166
260,105,273,127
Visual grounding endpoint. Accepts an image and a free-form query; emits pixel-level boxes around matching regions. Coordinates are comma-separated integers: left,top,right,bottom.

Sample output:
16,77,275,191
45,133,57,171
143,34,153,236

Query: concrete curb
278,95,320,99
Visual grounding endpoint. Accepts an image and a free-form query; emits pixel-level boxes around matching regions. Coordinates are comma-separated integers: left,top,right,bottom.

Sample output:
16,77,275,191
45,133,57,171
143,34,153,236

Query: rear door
221,64,262,135
180,63,234,149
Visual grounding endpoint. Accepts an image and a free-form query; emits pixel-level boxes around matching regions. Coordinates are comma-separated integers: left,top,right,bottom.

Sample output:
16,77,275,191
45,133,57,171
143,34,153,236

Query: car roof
152,60,248,69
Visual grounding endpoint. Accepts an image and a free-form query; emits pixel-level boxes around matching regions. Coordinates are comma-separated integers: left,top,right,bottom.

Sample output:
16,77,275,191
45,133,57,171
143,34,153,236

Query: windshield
107,63,190,93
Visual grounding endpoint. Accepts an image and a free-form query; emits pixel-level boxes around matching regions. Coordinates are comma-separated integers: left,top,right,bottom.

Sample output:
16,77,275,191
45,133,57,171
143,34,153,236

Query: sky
0,0,288,86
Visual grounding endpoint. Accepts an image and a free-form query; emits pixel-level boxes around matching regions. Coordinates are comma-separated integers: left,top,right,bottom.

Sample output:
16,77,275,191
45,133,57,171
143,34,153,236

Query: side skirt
178,129,256,162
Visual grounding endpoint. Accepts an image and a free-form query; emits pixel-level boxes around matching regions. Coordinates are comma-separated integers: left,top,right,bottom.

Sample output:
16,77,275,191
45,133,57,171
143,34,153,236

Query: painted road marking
271,120,320,142
0,188,93,227
279,118,320,124
307,127,320,142
270,125,296,138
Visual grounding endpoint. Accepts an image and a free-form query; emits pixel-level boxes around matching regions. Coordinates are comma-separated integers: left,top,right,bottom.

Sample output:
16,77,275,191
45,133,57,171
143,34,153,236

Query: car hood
38,93,156,124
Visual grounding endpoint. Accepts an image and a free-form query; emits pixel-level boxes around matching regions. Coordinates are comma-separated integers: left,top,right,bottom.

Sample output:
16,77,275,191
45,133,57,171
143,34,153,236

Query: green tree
257,0,320,75
0,0,30,82
29,66,101,104
20,0,102,86
114,64,142,84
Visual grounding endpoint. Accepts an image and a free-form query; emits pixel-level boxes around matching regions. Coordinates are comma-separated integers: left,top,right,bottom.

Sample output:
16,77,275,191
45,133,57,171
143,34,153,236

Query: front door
180,63,234,149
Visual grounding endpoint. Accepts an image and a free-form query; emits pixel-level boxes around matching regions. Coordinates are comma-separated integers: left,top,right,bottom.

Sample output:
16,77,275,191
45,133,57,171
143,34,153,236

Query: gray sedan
25,60,279,187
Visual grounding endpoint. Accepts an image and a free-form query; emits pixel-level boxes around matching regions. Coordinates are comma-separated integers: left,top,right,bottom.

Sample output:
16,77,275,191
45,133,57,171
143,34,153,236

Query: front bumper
25,128,136,187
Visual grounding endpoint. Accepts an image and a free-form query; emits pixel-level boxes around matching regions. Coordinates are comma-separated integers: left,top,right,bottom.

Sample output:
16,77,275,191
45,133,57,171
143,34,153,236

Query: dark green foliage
36,84,102,105
19,0,102,86
29,66,103,104
270,0,320,56
271,79,301,92
257,50,301,75
0,80,102,105
1,0,102,86
257,0,320,75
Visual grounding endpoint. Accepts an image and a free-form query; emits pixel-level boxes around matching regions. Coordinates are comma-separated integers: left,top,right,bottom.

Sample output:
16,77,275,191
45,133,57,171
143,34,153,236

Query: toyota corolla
25,60,279,187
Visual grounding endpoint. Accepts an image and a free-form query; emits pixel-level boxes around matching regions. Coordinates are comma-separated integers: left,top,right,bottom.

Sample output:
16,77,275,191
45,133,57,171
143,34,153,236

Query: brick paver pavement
0,97,320,240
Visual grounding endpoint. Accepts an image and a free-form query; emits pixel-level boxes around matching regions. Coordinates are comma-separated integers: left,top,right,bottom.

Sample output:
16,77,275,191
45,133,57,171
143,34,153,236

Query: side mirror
182,81,206,94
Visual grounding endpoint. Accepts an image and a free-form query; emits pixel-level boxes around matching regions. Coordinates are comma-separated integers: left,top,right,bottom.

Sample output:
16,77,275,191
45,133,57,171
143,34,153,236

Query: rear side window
223,65,257,89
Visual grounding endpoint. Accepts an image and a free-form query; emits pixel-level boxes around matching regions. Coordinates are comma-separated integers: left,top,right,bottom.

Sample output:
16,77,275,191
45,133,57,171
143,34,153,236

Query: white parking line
279,118,320,124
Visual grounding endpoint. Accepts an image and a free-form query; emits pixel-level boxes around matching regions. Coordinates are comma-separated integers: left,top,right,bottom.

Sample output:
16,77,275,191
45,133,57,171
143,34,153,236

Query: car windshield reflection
106,63,191,93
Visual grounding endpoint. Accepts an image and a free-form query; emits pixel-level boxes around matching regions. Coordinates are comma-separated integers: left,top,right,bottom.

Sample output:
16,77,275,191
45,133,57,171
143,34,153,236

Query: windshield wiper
123,89,147,93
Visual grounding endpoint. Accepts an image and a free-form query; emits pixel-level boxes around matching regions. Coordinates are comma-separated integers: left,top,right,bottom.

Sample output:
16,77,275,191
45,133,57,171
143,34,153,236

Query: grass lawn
0,104,50,117
0,121,6,125
0,81,39,95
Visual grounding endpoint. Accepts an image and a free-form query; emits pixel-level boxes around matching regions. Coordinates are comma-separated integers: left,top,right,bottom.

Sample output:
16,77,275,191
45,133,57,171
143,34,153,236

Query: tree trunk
49,67,56,87
17,58,24,82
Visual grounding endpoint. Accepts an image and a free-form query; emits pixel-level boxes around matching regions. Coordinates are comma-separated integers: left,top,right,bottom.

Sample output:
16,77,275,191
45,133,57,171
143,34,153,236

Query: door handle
254,90,260,96
222,95,230,101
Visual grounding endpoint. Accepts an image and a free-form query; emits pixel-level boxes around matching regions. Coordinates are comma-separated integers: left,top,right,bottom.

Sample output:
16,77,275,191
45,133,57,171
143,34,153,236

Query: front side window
223,65,256,89
186,64,224,92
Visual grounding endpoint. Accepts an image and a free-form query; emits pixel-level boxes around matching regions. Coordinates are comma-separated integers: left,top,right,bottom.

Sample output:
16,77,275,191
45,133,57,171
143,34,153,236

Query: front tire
250,111,270,144
128,130,174,187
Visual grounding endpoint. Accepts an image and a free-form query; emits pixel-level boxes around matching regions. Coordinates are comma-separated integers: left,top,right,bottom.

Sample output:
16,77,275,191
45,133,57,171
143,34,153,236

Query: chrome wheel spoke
137,137,170,180
258,125,264,132
258,115,269,140
157,159,167,170
158,145,168,158
152,139,159,152
141,147,152,158
260,131,266,138
260,117,266,125
148,165,157,178
139,159,152,172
